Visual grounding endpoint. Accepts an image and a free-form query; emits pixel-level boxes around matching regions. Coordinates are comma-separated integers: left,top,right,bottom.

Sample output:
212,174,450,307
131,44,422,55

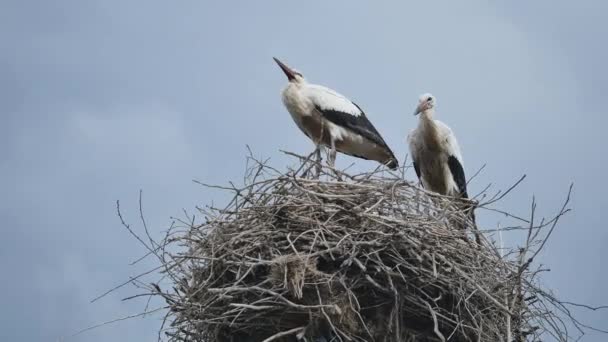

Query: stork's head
273,57,304,83
414,93,436,115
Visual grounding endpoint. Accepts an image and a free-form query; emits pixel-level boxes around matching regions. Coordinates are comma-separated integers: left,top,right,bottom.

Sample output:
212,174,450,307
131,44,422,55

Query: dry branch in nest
119,151,597,342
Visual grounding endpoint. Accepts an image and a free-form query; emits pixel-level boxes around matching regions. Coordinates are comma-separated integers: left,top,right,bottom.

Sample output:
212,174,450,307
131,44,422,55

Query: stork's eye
427,97,433,102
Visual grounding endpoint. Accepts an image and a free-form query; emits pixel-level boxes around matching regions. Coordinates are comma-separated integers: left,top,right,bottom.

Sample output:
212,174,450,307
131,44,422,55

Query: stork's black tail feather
461,199,480,245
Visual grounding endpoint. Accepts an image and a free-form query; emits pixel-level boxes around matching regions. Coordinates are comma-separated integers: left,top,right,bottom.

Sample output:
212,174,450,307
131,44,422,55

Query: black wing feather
412,160,422,182
447,155,468,198
315,103,390,149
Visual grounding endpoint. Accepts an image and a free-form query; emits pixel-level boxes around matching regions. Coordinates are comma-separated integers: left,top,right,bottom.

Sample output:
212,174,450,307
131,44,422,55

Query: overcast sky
1,1,607,341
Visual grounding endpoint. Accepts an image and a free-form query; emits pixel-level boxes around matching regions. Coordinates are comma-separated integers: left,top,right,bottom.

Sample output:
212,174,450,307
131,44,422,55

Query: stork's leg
328,138,337,168
314,144,322,178
465,202,482,246
315,145,322,163
327,138,343,181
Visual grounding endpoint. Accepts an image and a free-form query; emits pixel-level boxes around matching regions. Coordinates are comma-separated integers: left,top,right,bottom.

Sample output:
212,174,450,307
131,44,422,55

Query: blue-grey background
1,1,606,341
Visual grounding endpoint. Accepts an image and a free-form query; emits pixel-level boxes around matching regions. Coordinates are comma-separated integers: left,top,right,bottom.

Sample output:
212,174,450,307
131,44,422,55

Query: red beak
273,57,296,81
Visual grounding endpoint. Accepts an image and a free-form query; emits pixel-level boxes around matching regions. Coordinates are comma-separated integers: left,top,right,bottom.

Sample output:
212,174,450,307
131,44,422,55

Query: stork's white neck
420,109,435,125
418,109,440,146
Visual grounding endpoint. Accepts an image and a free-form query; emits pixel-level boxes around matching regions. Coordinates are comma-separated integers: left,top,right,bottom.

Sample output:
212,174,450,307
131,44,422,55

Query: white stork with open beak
273,57,399,170
407,93,476,225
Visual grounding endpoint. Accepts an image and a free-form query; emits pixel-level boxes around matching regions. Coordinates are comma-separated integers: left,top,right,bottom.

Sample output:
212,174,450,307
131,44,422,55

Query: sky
1,0,607,341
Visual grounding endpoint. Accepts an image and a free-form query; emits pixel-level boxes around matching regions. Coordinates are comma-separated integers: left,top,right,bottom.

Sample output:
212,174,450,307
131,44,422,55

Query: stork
407,93,477,229
273,57,399,170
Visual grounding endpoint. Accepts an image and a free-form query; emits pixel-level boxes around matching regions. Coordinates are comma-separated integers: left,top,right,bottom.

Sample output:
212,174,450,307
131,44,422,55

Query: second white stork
273,57,398,170
407,93,476,225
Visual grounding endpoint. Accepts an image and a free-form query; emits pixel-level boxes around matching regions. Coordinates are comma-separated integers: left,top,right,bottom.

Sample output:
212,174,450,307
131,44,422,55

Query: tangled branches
118,151,597,342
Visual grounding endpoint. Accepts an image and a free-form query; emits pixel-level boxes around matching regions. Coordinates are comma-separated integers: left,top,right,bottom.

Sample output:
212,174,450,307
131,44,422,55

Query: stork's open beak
273,57,296,81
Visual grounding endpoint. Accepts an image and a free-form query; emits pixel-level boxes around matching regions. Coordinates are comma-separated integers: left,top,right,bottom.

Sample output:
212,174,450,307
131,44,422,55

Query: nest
128,151,583,342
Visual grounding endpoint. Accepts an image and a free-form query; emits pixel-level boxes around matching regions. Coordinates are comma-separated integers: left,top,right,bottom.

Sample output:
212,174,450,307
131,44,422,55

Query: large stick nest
133,152,585,342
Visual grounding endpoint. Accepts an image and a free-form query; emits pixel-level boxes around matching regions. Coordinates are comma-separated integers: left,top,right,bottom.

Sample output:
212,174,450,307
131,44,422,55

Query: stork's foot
327,164,343,181
303,165,323,179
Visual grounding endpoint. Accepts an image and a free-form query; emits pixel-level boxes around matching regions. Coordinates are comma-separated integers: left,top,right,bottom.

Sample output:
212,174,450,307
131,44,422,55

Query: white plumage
304,85,363,117
407,93,468,199
274,57,398,169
